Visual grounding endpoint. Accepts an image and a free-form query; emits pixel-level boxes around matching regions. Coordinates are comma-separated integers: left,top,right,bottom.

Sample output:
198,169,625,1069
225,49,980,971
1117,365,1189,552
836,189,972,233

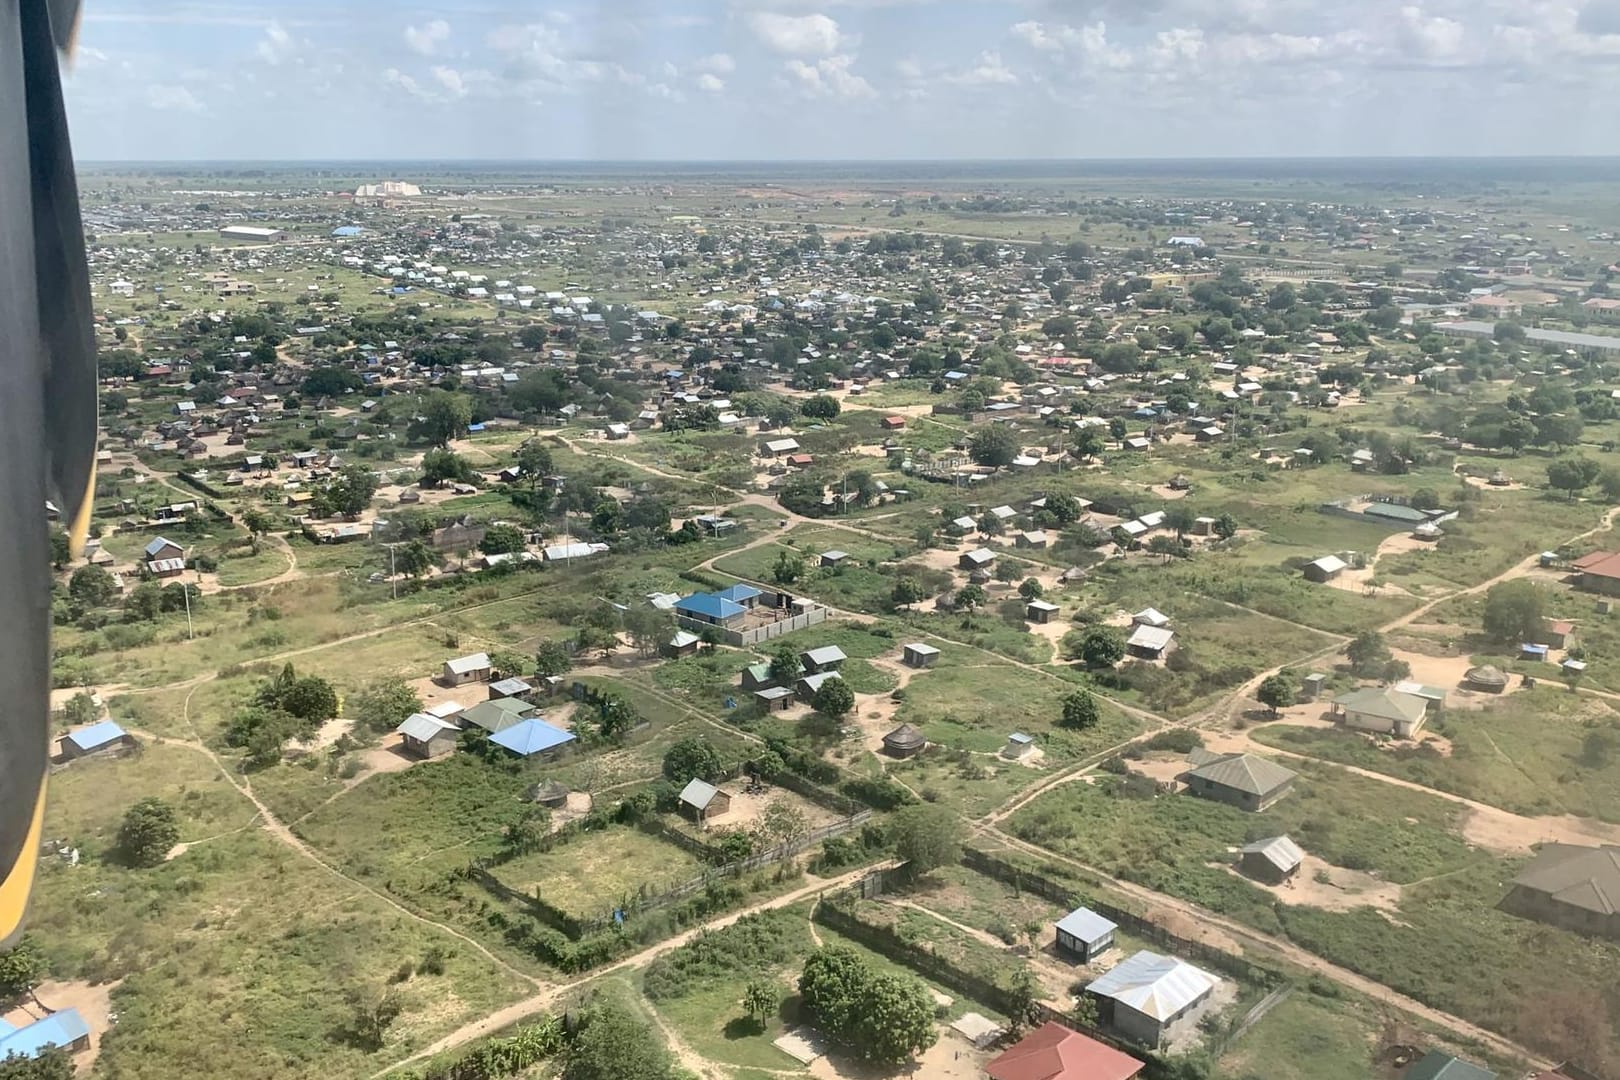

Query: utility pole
185,551,196,641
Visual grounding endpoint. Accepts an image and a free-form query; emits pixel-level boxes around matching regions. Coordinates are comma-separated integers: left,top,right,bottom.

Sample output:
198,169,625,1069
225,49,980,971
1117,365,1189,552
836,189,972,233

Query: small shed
800,645,847,673
820,550,850,568
754,685,796,712
1464,664,1509,693
441,652,493,686
678,778,731,825
1026,599,1060,624
1303,554,1348,583
488,677,533,701
662,630,701,659
902,642,940,668
1003,732,1036,759
959,547,996,571
881,723,927,759
1239,835,1304,884
1545,619,1575,649
1521,642,1550,662
1054,906,1118,963
1126,624,1175,660
1131,607,1170,628
1413,521,1444,542
397,713,460,759
1015,530,1049,550
1301,672,1328,701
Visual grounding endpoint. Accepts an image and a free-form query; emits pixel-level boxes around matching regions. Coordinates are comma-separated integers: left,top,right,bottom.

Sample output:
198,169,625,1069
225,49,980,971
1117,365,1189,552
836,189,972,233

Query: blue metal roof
674,593,744,620
0,1009,89,1060
331,225,363,237
65,720,127,751
714,583,761,604
489,718,576,756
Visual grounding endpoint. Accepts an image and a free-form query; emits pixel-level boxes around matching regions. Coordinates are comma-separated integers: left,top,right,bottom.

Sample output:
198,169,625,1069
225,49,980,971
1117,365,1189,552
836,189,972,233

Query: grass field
497,827,707,919
1213,990,1377,1080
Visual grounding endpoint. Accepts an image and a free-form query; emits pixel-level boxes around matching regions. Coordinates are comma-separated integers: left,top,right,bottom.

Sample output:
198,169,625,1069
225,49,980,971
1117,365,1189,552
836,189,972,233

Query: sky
62,0,1620,161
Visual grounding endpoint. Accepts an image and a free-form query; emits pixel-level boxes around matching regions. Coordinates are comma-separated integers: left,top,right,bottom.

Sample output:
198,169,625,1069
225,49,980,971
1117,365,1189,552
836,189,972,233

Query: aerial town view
6,3,1620,1080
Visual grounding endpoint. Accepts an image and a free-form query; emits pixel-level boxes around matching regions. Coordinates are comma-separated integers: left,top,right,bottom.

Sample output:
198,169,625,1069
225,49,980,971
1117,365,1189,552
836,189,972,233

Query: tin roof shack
1084,951,1219,1048
1054,906,1118,963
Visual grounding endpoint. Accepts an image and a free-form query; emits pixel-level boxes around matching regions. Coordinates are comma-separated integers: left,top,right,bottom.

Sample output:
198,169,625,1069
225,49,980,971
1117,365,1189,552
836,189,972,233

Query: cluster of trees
118,797,180,868
797,946,938,1065
224,664,341,768
1345,631,1411,684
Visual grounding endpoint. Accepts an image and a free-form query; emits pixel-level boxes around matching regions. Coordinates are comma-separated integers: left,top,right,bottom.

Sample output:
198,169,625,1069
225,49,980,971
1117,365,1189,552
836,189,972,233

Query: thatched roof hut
881,723,927,759
1464,665,1509,693
526,780,570,807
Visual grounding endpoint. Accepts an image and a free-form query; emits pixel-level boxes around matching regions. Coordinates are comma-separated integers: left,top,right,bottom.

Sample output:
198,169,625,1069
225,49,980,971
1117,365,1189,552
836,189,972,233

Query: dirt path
986,828,1544,1068
218,533,301,590
374,862,896,1077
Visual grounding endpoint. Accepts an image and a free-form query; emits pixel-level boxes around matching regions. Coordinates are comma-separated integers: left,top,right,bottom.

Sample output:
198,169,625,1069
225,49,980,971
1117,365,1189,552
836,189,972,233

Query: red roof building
985,1022,1144,1080
882,415,906,430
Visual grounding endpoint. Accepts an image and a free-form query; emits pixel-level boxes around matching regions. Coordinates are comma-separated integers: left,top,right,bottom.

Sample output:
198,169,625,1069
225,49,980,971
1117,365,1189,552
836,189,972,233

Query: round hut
881,723,927,759
526,780,571,808
1413,521,1444,542
1464,665,1509,694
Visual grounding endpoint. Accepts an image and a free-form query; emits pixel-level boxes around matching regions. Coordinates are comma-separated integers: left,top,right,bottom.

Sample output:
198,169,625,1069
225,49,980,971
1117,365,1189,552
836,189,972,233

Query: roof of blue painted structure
714,583,761,603
64,719,128,751
490,718,575,756
0,1009,89,1060
674,593,744,620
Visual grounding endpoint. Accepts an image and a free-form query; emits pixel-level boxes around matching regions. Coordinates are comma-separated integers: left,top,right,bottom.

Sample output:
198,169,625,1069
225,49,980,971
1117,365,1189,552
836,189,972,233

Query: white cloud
698,72,726,92
784,54,874,98
1398,5,1466,60
431,65,466,97
694,52,736,74
255,21,296,64
404,19,451,56
145,83,204,112
750,12,846,56
948,50,1018,85
384,68,424,97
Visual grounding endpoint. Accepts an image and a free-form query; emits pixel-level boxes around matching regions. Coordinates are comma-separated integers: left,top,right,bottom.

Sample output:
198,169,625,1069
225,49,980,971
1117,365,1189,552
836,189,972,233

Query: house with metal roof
459,697,536,735
902,643,940,668
985,1021,1144,1080
800,645,847,673
678,778,731,825
1405,1050,1497,1080
1239,835,1305,884
1331,686,1428,739
1085,950,1219,1047
489,717,576,759
396,713,460,759
795,670,843,702
1054,906,1117,962
674,592,747,628
59,720,133,760
1131,607,1170,628
0,1008,91,1062
1125,624,1175,660
488,677,533,701
959,547,997,570
714,583,762,607
1302,554,1347,582
1183,750,1297,811
1500,843,1620,940
440,652,492,686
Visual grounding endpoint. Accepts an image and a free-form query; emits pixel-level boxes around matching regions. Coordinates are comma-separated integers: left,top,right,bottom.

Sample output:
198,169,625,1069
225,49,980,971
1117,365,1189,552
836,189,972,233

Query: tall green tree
968,425,1019,469
1483,579,1548,643
350,677,423,735
118,798,180,868
563,998,673,1080
413,391,472,448
663,737,724,783
1060,690,1100,730
812,678,855,718
1257,674,1294,716
890,803,962,875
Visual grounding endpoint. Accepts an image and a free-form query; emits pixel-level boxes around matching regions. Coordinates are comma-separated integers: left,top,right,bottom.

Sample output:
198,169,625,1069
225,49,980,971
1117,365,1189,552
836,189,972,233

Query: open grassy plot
46,743,251,853
1252,688,1620,823
209,543,296,586
1213,989,1378,1080
496,827,706,919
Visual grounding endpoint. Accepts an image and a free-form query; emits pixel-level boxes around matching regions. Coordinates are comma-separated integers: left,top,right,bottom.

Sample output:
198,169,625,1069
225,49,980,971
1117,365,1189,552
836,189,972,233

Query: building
662,630,702,659
218,224,285,243
674,591,747,629
441,652,493,686
740,663,777,692
1464,664,1509,693
489,717,576,759
881,415,906,430
820,550,850,569
1404,1050,1498,1080
800,645,847,673
1303,554,1347,582
1545,619,1576,649
881,723,927,759
459,697,535,735
754,686,795,712
1026,599,1060,624
59,719,133,759
144,536,186,577
1004,732,1036,759
1184,750,1297,811
1500,843,1620,940
678,779,731,825
1239,835,1304,884
1131,608,1170,628
488,677,533,701
1331,686,1428,739
985,1021,1144,1080
796,670,843,702
902,642,940,668
396,713,460,759
762,437,801,457
1434,320,1620,356
960,547,997,571
0,1007,91,1062
1084,950,1218,1047
1125,624,1175,660
1054,906,1117,963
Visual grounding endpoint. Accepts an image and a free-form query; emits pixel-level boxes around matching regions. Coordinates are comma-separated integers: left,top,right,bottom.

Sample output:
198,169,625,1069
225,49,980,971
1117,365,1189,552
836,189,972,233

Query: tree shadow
723,1016,766,1040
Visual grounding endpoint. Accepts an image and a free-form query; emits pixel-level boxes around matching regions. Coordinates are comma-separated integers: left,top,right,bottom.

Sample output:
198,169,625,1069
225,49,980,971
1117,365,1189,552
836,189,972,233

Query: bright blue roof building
489,718,576,757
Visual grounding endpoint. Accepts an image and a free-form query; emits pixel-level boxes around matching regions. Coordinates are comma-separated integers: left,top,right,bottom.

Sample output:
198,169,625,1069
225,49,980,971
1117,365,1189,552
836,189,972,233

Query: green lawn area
1214,990,1377,1080
495,827,706,920
1251,688,1620,823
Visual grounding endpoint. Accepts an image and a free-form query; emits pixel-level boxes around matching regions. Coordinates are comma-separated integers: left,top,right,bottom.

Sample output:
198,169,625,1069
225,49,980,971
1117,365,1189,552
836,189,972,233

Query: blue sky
63,0,1620,160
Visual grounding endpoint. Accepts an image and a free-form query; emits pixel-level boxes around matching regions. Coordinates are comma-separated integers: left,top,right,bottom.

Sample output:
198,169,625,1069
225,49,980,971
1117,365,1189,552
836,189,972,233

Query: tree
624,605,673,658
534,638,573,679
563,998,673,1080
1548,456,1601,499
394,539,435,578
324,464,379,518
1213,513,1239,541
0,940,44,1002
663,737,724,783
742,979,778,1028
518,324,549,350
768,645,803,686
890,803,962,875
301,365,363,397
343,987,404,1052
812,677,855,718
350,677,423,735
118,797,179,867
954,583,987,614
1345,631,1390,677
420,447,475,488
257,663,338,726
1146,535,1183,562
241,508,276,537
516,439,554,479
1108,416,1128,442
852,972,937,1064
1018,578,1044,600
60,690,98,728
758,799,809,847
799,947,871,1039
47,531,68,570
968,425,1019,469
800,395,841,420
1483,579,1548,643
1164,505,1197,540
1257,674,1294,717
1060,690,1100,730
891,577,926,610
69,565,118,608
1599,467,1620,501
1078,625,1125,668
479,523,527,556
0,1047,73,1080
1005,966,1043,1036
771,549,806,585
414,390,472,447
1072,426,1107,460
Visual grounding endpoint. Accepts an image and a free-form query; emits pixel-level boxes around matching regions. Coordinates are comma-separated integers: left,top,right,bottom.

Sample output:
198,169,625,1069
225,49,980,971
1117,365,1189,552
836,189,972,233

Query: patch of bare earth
1216,855,1403,912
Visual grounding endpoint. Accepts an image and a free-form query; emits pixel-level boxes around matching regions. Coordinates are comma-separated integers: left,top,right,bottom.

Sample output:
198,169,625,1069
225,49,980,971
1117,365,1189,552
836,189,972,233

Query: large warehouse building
218,225,286,243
